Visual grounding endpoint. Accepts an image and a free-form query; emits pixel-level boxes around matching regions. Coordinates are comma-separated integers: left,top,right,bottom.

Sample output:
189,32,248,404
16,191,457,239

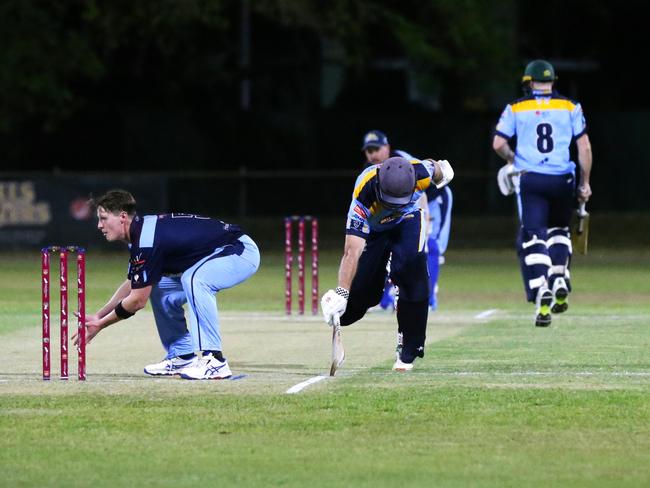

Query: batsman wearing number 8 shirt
493,59,593,327
72,190,260,379
321,156,454,372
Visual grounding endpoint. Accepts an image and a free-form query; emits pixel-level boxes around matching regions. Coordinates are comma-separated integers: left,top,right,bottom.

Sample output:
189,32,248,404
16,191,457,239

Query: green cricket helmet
522,59,557,83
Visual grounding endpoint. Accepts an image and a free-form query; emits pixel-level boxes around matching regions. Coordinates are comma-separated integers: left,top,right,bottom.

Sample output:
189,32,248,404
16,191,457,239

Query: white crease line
362,370,650,378
474,309,498,320
415,371,650,377
285,308,500,394
286,375,328,394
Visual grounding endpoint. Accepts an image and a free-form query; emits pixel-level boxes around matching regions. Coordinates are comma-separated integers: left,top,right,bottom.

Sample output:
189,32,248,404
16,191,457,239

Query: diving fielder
493,59,593,327
321,156,454,371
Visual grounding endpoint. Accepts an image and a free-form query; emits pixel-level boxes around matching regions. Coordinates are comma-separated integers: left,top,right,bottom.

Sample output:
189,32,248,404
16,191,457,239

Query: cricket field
1,248,649,487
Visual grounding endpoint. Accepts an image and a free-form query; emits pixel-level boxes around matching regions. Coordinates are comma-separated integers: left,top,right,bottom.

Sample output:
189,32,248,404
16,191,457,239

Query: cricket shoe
179,353,232,380
144,355,197,376
551,277,569,314
392,357,414,372
535,286,553,327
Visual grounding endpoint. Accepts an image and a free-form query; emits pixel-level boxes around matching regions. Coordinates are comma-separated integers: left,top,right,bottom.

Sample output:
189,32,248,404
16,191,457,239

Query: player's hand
577,182,591,202
432,159,454,189
71,312,103,346
497,163,516,196
321,287,349,327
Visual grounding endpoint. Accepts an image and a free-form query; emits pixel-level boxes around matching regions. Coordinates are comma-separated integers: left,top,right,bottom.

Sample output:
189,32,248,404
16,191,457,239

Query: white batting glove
497,163,516,196
321,287,349,327
434,159,454,189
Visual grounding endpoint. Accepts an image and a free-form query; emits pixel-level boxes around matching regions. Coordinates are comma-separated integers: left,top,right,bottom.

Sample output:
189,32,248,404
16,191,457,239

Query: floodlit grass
1,248,649,487
2,388,649,487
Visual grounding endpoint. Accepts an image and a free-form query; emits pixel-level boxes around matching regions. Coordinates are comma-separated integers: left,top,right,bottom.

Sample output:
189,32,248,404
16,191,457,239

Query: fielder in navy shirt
127,213,244,288
73,190,260,380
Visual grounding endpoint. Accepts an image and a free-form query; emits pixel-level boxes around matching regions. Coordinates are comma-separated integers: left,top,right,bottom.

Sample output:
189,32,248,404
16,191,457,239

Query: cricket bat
572,202,590,255
329,322,345,376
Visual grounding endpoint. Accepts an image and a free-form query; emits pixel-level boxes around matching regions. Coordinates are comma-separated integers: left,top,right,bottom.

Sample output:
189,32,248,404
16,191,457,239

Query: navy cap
361,130,389,150
377,157,415,207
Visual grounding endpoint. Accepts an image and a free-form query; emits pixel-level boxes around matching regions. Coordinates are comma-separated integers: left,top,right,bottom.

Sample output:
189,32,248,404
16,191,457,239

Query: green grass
2,389,648,487
1,248,649,487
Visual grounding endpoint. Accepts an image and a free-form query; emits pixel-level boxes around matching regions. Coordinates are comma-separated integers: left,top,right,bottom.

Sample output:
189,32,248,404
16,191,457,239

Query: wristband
114,300,135,319
335,287,350,300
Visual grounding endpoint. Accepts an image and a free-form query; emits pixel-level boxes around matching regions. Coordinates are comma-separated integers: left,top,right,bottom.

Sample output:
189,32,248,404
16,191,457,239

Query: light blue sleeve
394,149,414,160
495,105,515,138
571,103,587,137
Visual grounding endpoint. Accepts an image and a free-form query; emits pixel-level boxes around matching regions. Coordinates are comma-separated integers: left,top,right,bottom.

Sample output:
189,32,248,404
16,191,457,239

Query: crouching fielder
72,190,260,379
493,59,593,327
321,156,454,372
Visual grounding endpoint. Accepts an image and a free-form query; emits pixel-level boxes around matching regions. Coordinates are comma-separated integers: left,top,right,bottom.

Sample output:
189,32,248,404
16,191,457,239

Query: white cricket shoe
179,353,232,380
392,357,414,372
144,355,197,376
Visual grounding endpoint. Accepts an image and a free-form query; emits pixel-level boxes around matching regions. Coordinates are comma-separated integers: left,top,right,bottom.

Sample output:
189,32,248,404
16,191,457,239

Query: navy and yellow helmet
522,59,557,83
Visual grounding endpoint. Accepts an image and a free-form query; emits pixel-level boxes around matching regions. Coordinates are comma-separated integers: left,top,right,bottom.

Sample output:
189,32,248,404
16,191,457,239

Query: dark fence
1,163,648,250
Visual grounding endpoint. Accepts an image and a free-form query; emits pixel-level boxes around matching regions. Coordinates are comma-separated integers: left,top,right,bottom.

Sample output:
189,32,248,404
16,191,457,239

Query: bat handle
577,201,588,218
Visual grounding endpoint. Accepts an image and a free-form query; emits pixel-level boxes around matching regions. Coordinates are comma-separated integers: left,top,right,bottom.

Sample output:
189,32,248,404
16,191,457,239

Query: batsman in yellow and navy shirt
345,158,436,238
325,156,453,370
493,59,593,327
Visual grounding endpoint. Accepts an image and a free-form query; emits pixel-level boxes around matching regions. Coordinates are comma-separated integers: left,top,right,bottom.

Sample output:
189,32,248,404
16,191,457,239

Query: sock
396,299,428,363
204,350,225,362
178,353,196,360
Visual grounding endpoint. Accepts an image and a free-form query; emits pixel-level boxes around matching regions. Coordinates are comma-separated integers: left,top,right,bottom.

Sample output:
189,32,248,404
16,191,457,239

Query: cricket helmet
376,157,415,208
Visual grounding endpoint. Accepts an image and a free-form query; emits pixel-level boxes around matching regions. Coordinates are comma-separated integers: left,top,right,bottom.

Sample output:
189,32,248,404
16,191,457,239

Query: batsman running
493,59,593,327
321,156,454,372
72,190,260,379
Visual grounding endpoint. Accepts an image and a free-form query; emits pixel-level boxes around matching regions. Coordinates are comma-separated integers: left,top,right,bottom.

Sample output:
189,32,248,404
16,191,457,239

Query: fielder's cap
361,130,389,150
377,157,415,207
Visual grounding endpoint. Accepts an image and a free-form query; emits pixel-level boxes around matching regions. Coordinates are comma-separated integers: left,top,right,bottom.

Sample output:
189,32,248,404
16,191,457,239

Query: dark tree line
0,1,645,171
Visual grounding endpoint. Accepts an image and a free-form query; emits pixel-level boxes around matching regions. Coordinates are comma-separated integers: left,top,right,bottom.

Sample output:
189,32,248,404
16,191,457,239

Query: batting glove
430,159,454,189
321,287,349,327
497,163,516,196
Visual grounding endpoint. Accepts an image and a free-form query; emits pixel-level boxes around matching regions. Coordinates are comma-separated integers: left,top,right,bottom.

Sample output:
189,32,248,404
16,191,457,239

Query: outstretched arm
337,235,366,290
95,279,132,319
73,282,152,344
321,235,366,326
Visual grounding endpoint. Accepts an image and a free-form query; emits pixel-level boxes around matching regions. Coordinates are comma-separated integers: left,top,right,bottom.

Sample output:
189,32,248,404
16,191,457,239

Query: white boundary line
286,375,328,394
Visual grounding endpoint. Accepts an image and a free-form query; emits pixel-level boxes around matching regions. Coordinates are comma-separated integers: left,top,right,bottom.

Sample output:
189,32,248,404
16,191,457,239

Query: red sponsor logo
353,205,367,218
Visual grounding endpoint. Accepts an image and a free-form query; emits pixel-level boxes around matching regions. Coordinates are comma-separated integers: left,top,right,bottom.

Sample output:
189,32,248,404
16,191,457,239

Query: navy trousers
340,211,430,363
517,172,575,302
